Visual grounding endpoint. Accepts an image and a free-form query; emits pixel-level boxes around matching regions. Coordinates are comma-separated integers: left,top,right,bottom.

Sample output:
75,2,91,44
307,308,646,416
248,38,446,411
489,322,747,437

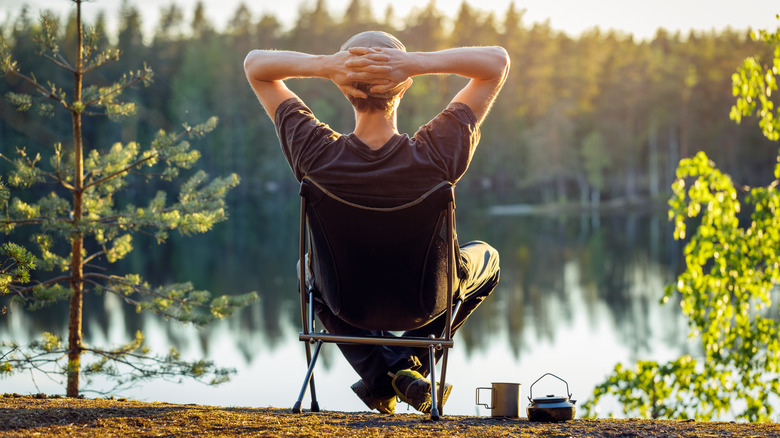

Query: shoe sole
425,383,453,414
405,381,453,414
351,380,396,414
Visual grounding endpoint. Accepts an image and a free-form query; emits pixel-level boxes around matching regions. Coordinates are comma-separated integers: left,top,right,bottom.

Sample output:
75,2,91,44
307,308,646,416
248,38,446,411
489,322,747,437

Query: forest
4,1,780,418
1,0,777,208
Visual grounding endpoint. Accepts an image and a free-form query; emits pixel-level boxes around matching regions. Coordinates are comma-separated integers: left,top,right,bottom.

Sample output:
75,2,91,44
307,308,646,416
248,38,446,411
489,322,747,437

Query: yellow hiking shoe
389,369,452,414
351,380,396,414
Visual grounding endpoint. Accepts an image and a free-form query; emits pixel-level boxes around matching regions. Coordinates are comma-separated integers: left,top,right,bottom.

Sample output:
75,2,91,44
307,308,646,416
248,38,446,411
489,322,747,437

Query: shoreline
2,394,779,437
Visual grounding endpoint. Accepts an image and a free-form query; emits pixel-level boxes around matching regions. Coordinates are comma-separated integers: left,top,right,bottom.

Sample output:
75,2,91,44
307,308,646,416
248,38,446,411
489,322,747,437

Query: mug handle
475,387,494,409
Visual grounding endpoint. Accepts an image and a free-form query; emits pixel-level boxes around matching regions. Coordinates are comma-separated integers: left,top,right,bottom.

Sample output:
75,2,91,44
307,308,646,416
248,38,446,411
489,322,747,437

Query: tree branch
9,275,72,296
84,274,171,301
82,59,118,75
82,251,104,266
41,52,75,73
82,71,151,108
81,124,195,192
83,154,157,191
2,218,47,226
53,149,76,191
83,273,216,314
4,69,70,110
83,279,140,309
37,168,76,191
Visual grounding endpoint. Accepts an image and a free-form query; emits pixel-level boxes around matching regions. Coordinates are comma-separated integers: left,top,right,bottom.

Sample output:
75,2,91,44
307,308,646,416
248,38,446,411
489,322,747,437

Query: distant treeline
1,0,777,207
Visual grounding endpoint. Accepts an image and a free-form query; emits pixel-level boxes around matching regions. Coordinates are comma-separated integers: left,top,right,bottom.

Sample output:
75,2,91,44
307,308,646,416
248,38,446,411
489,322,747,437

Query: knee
478,242,500,291
463,240,500,273
484,243,500,270
459,240,500,288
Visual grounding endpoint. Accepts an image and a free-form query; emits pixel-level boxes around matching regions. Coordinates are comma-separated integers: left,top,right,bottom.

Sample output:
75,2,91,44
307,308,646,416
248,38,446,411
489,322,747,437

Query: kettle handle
528,373,572,401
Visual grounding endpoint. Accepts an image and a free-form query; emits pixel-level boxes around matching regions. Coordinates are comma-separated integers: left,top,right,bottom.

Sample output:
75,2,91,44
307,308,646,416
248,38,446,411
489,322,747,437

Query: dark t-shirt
274,97,480,205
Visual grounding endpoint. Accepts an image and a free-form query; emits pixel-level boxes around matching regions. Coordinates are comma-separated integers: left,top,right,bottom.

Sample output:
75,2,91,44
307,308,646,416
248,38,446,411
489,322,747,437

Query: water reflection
1,196,689,416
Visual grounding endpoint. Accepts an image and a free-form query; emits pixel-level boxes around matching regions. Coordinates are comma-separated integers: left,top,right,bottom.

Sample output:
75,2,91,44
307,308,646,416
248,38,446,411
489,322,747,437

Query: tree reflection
2,193,685,368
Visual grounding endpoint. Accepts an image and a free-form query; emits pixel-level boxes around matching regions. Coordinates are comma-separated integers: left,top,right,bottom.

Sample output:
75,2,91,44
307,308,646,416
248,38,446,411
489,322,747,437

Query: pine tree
0,0,256,397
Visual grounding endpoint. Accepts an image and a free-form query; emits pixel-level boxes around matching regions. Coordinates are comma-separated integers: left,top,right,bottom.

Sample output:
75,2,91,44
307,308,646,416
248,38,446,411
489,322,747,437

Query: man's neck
353,110,399,150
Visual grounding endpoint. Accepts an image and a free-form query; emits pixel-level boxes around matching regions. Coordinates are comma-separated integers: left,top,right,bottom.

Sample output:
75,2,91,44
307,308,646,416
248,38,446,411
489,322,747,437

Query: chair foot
430,407,440,421
293,339,323,415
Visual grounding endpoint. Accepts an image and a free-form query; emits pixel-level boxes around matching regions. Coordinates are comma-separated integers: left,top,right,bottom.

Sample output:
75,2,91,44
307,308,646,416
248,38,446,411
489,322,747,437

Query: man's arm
445,47,510,123
349,46,510,124
243,50,389,121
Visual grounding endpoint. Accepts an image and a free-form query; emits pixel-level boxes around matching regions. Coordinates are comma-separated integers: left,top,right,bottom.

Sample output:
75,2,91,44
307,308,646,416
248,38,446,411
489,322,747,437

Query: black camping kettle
526,373,577,422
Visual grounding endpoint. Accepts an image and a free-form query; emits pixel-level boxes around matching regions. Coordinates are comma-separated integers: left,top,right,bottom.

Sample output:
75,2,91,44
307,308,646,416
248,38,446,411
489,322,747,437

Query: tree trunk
668,126,679,188
556,172,567,204
648,119,659,199
66,0,85,398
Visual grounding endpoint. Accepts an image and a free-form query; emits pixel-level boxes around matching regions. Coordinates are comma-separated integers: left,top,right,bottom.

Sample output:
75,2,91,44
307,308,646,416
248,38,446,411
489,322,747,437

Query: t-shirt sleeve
411,102,481,181
274,98,340,181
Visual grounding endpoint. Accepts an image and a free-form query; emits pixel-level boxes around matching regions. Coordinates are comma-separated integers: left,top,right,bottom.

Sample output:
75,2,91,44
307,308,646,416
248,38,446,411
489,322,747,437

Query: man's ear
398,78,413,99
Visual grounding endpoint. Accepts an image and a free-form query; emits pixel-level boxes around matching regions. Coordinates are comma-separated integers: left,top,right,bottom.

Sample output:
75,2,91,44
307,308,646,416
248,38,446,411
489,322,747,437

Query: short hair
346,83,397,114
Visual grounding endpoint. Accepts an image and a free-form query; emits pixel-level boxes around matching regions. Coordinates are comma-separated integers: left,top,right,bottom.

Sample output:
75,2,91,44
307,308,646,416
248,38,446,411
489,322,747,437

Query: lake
1,199,689,417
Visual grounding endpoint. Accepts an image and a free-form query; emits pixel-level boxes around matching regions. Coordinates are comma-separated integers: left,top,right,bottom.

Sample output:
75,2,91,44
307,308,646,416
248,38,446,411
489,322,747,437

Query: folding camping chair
292,176,463,420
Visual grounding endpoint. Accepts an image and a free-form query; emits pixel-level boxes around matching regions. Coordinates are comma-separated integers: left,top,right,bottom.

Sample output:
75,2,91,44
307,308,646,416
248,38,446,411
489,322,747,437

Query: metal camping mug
476,382,521,418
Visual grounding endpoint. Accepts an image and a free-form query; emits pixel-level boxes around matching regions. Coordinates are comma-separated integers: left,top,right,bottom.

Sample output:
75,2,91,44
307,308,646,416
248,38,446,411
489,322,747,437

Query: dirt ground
2,393,780,437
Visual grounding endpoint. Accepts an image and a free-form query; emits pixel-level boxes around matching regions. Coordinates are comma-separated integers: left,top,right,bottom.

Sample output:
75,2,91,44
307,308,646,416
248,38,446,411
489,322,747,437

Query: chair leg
428,343,440,421
429,298,458,419
309,371,320,412
292,339,323,413
437,347,450,414
306,292,320,411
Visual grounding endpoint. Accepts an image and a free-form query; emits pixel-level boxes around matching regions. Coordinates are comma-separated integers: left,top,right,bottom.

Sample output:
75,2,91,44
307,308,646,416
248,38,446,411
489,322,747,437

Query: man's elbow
243,50,262,78
490,46,510,81
244,49,279,81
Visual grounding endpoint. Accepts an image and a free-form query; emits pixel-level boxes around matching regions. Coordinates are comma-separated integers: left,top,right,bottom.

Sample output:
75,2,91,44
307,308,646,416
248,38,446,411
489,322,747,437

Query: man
244,31,509,414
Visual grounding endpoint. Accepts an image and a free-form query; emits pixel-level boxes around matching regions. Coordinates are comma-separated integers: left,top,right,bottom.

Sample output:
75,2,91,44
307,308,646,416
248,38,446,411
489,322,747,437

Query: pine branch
3,69,71,111
82,67,153,108
82,154,156,191
0,344,19,362
6,275,72,297
81,110,107,116
82,50,121,75
83,278,137,306
84,274,202,310
79,343,234,390
2,218,48,226
38,168,75,190
5,332,232,393
81,125,195,192
84,274,256,325
53,146,76,191
2,215,73,227
40,52,75,73
82,251,105,266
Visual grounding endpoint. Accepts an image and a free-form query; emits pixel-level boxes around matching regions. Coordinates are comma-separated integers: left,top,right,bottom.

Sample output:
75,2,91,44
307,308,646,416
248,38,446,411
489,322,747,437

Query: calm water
1,199,689,417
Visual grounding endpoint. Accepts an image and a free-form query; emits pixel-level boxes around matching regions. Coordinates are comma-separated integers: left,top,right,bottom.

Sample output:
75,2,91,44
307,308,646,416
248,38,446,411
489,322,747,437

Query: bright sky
2,0,780,41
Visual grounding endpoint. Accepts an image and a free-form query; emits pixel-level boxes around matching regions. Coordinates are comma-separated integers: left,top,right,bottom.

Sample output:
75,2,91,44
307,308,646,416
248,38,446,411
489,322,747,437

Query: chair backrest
299,176,455,331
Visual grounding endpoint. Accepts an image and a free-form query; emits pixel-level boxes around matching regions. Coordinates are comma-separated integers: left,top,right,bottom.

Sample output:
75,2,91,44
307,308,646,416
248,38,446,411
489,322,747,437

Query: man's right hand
344,47,413,97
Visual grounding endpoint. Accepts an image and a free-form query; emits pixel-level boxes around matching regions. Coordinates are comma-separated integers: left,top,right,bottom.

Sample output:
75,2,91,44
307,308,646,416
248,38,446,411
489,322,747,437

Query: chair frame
291,177,462,420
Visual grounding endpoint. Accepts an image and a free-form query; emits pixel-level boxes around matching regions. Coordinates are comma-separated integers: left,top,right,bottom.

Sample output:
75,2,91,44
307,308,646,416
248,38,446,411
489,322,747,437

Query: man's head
340,31,412,113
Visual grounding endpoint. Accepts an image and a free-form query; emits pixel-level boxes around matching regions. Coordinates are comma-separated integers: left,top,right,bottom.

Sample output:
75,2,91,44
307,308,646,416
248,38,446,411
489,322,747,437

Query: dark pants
301,240,500,399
